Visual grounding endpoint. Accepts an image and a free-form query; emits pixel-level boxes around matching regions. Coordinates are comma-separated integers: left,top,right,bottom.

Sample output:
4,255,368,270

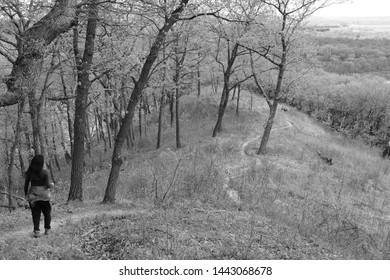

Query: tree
0,1,69,159
247,0,343,154
7,100,24,210
68,0,98,202
103,0,196,203
209,0,260,137
0,1,78,206
156,39,168,150
1,0,77,107
172,29,188,149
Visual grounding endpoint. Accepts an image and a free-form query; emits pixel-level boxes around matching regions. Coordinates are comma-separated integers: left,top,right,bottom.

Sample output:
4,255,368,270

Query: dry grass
2,89,390,259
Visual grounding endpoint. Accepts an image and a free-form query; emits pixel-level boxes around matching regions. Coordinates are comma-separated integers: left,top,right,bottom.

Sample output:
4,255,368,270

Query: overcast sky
315,0,390,17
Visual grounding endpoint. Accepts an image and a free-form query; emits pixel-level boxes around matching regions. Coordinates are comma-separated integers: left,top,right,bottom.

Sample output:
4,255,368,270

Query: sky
315,0,390,17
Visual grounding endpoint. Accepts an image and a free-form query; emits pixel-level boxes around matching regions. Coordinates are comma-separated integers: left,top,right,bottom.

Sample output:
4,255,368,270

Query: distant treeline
316,37,390,76
287,72,390,147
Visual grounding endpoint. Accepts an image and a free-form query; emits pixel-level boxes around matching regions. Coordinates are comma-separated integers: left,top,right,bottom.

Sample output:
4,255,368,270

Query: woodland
1,0,390,260
0,0,336,206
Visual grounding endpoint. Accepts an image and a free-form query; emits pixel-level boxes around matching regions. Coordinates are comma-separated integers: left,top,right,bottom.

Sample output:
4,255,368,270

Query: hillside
1,90,390,260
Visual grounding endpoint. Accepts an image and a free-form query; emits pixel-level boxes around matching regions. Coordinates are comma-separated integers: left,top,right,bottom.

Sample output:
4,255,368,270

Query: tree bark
100,111,108,151
105,101,112,150
1,0,77,107
7,100,25,211
169,93,175,127
235,84,241,116
257,63,286,154
59,63,74,153
212,42,239,137
28,90,42,154
138,97,143,138
257,100,278,154
103,0,190,204
18,140,26,177
197,53,201,98
68,0,98,202
175,86,182,149
157,40,167,149
173,35,186,149
157,91,165,149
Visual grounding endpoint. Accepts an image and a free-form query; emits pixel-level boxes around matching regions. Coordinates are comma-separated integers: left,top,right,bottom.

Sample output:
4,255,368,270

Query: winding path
0,206,147,242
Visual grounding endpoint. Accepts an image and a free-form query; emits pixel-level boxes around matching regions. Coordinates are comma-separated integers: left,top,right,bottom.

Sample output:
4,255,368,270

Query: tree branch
249,50,272,107
0,48,15,64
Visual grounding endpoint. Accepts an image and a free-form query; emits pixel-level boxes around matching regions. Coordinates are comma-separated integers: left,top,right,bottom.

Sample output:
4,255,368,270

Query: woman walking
24,155,54,238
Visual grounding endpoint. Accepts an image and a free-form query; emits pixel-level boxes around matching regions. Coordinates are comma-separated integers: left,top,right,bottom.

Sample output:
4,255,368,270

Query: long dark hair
27,155,44,179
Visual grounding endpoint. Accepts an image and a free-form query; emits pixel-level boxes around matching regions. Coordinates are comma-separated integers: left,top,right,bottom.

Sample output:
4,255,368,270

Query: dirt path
0,96,313,243
0,204,147,242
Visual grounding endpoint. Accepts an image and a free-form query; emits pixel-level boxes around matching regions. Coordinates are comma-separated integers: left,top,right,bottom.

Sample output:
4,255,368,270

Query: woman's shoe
33,230,40,238
44,229,50,236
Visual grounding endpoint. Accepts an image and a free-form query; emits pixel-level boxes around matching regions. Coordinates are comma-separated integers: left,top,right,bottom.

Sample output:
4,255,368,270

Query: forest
289,35,390,146
1,0,390,260
0,0,321,205
316,37,390,75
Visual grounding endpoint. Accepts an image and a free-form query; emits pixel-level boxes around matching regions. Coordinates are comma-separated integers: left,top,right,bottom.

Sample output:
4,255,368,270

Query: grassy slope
1,88,390,259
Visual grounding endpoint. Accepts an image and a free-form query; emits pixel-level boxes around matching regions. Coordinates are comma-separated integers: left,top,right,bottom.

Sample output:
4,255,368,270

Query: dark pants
29,201,51,231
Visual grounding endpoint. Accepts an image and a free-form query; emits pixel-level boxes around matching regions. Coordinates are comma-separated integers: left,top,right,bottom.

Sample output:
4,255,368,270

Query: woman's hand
24,196,29,209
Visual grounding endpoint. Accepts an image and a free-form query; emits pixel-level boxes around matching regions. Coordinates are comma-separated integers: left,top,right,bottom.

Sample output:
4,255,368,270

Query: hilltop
1,90,390,260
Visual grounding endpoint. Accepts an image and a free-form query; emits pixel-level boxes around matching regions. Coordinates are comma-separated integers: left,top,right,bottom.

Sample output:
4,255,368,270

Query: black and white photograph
0,0,389,278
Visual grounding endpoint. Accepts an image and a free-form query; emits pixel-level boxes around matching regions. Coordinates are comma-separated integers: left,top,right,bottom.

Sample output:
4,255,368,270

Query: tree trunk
105,113,112,149
157,41,167,149
173,32,186,149
257,62,286,154
18,141,26,177
56,106,69,156
96,109,107,151
2,0,77,107
8,100,25,211
235,84,241,117
85,113,92,157
157,91,165,149
51,123,61,171
143,103,148,137
175,86,181,149
231,85,236,100
152,92,158,110
212,42,239,137
169,93,175,127
59,66,74,153
28,91,42,154
103,0,189,204
127,123,135,148
257,100,279,154
250,88,253,110
138,99,143,138
68,0,98,202
197,54,201,98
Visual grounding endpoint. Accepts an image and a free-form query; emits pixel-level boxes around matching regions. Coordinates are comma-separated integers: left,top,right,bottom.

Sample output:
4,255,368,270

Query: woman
24,155,54,238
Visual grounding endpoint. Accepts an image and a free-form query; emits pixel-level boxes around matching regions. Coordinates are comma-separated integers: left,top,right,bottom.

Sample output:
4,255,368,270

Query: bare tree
103,0,193,203
212,39,242,137
68,0,98,202
209,0,259,137
7,100,24,211
248,0,343,154
1,0,77,107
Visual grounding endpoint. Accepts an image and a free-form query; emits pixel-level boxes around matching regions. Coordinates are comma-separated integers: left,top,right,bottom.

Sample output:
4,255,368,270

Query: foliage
315,37,390,76
2,0,390,261
288,71,390,146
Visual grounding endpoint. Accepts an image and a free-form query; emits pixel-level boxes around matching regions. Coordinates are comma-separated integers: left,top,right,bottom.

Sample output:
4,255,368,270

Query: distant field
308,16,390,38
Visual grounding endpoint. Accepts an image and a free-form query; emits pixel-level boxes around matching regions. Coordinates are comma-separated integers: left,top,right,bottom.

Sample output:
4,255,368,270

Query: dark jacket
24,169,51,203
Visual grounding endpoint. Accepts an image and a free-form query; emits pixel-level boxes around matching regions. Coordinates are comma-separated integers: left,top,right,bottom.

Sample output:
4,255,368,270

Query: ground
1,89,390,259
